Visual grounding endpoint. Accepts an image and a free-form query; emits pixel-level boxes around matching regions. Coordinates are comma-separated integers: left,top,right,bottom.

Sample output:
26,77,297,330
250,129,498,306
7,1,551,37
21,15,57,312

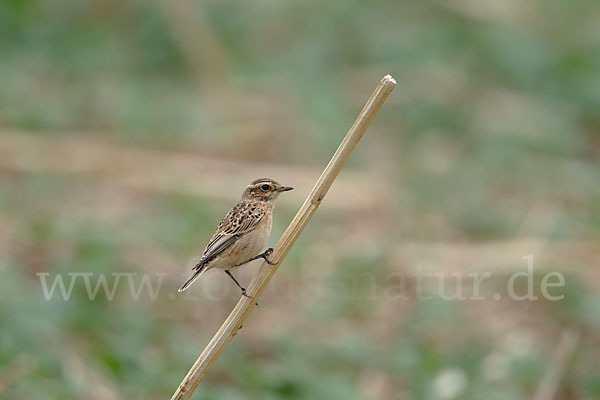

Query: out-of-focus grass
1,0,599,399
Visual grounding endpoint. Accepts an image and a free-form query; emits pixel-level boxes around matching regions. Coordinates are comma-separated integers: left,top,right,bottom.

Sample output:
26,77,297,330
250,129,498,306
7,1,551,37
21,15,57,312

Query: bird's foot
234,248,276,267
241,288,259,306
262,248,276,265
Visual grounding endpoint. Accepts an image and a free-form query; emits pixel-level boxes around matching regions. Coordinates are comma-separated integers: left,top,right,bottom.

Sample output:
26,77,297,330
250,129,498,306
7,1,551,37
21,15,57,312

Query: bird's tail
178,264,207,292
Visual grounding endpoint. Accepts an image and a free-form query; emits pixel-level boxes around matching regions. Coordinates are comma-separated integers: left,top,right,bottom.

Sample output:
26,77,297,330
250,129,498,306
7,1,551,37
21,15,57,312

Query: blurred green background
1,0,599,399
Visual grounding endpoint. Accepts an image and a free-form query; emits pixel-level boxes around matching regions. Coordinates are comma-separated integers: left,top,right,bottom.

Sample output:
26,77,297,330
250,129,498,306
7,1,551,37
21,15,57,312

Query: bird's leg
235,248,276,267
224,270,259,307
224,270,250,297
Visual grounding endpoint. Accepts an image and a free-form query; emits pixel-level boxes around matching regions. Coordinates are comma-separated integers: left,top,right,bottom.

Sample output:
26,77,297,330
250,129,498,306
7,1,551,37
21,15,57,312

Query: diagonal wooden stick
533,328,580,400
171,74,396,400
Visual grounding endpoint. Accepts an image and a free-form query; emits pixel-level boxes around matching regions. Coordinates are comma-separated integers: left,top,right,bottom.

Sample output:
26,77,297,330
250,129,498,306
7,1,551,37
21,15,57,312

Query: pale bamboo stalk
532,328,580,400
171,75,396,400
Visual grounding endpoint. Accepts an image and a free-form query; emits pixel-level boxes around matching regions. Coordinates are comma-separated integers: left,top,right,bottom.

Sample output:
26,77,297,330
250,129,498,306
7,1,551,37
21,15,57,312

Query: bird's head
242,178,293,202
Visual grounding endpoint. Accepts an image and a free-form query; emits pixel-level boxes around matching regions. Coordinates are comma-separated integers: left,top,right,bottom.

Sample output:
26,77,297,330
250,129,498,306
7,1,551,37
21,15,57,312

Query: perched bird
178,178,293,294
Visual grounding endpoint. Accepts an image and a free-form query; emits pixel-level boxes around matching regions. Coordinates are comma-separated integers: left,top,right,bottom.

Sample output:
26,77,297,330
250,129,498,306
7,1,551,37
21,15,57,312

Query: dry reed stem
533,328,580,400
171,75,396,399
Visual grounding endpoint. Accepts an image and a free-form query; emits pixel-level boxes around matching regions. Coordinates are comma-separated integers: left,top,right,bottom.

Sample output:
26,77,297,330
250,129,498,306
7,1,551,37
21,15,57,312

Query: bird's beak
279,186,294,192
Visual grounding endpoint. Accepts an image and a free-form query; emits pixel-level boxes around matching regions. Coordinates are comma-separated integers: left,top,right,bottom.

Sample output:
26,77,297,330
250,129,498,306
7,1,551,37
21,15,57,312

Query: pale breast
211,211,272,270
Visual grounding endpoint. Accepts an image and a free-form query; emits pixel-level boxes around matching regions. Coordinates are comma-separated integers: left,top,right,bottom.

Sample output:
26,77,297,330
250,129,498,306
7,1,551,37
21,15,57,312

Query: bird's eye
261,184,270,191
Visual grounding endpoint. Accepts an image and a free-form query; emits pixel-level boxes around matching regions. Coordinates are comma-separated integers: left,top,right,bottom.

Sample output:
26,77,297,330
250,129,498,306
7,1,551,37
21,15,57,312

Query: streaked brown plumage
178,178,293,293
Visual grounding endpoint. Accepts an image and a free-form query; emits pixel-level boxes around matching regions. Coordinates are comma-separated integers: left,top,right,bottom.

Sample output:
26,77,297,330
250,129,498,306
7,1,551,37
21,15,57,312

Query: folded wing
193,202,265,271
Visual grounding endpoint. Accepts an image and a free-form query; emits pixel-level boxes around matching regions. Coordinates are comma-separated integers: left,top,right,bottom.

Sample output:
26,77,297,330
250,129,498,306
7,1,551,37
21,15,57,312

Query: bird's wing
193,202,265,270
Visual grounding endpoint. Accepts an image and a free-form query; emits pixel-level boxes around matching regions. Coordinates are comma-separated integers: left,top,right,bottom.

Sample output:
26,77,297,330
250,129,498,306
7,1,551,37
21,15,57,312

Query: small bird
178,178,293,294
